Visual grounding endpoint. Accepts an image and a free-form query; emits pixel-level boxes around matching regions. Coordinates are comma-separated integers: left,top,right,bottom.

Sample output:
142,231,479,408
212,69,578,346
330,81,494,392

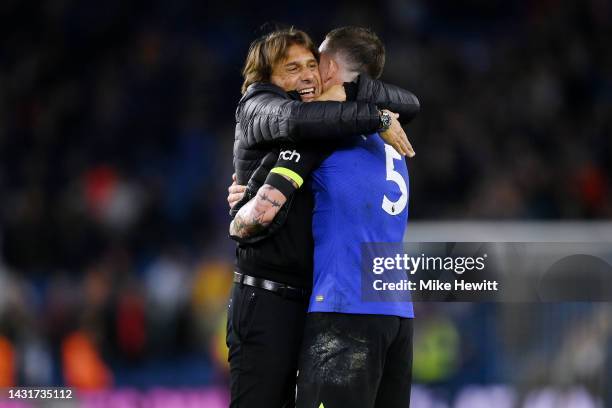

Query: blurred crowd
0,0,611,396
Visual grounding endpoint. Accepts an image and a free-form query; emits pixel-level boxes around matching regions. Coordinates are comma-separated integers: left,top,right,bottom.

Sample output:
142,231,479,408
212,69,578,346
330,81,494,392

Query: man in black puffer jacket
226,28,419,408
233,56,417,188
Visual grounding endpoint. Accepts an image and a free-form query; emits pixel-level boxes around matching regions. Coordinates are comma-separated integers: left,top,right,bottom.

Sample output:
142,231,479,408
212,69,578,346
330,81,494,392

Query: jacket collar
240,82,301,103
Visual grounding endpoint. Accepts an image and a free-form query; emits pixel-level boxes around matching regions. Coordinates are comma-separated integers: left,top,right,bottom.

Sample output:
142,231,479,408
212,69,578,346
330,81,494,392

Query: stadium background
0,0,611,406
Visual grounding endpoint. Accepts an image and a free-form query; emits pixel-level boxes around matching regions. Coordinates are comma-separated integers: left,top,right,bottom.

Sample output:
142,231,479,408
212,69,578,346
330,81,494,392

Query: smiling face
270,44,322,101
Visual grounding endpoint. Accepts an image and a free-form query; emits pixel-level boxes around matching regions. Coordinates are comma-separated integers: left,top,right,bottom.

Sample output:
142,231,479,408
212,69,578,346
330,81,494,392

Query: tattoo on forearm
230,206,269,238
258,186,282,208
229,185,285,238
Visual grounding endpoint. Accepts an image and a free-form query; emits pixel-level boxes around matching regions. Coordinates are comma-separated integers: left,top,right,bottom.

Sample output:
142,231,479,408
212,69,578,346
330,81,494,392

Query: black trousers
227,282,308,408
296,313,413,408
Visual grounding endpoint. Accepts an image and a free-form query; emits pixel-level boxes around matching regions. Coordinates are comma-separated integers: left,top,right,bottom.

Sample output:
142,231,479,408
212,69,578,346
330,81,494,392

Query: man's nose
300,69,314,83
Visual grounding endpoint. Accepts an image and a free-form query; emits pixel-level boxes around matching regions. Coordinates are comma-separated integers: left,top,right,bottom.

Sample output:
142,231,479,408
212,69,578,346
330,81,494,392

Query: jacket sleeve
237,91,380,148
353,75,420,125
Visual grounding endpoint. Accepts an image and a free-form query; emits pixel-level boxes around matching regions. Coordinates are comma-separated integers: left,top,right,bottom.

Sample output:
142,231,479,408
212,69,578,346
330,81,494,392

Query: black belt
233,272,309,301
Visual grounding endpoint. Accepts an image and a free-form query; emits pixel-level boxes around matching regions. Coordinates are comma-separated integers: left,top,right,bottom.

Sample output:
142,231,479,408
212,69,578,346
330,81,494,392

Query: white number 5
382,144,408,215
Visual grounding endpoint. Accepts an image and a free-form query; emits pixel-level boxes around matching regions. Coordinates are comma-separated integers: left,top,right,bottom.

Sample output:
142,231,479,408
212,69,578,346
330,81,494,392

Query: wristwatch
378,109,392,132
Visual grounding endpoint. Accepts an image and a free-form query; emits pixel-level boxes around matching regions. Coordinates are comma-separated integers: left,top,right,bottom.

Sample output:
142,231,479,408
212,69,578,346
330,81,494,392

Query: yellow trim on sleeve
270,167,304,188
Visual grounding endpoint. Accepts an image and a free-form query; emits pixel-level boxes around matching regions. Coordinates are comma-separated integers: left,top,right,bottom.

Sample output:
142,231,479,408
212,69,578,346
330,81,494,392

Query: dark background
0,0,610,405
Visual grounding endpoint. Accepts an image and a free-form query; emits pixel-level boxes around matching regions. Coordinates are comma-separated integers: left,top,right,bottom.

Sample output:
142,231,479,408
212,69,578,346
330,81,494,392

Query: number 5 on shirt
382,144,408,216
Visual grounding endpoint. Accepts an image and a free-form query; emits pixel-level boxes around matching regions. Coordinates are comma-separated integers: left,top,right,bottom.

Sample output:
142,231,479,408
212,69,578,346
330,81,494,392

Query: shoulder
236,83,295,120
240,82,289,103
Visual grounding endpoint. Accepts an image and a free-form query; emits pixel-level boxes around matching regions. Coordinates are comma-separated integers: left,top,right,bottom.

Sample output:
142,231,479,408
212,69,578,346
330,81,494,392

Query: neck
338,69,358,83
329,53,358,83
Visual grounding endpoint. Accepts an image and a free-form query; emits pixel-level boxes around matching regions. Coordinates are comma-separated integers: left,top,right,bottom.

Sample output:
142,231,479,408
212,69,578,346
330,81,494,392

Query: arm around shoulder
237,84,381,148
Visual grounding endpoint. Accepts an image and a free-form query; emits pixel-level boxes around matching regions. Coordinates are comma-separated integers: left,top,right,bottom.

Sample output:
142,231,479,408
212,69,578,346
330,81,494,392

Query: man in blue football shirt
231,27,416,408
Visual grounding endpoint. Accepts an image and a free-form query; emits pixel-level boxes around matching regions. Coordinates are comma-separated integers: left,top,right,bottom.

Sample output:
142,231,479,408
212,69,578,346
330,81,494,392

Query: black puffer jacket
233,75,420,185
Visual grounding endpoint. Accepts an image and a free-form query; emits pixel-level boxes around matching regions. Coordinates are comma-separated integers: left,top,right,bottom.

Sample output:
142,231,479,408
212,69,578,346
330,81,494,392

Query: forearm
284,101,380,142
353,76,420,125
229,185,287,239
241,97,380,147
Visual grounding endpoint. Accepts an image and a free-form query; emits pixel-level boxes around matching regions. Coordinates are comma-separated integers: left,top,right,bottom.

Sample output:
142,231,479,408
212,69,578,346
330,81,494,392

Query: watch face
382,112,392,129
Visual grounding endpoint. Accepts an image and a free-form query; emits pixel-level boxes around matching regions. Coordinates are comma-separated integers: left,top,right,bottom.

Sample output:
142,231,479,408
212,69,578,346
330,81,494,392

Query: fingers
228,183,246,194
228,193,244,208
391,138,407,157
389,131,414,157
232,173,236,182
389,137,404,156
400,132,416,158
228,195,242,208
391,120,408,157
397,129,415,158
379,123,415,157
227,182,246,208
380,131,406,156
389,115,414,157
405,139,415,158
394,127,407,156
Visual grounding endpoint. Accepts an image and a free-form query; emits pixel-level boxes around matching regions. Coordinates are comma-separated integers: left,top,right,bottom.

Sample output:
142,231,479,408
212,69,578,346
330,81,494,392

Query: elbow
407,92,420,115
399,93,420,124
412,93,421,113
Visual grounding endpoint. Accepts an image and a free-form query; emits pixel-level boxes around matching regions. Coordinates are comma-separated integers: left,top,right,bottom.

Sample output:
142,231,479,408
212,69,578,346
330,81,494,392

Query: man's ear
321,58,338,90
327,58,338,81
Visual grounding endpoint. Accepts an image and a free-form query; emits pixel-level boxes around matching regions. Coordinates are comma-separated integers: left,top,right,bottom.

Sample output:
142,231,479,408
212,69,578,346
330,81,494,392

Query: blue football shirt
308,133,414,318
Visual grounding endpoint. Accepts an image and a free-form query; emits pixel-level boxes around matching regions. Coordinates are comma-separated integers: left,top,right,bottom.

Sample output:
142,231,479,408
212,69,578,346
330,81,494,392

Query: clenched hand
228,173,246,209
